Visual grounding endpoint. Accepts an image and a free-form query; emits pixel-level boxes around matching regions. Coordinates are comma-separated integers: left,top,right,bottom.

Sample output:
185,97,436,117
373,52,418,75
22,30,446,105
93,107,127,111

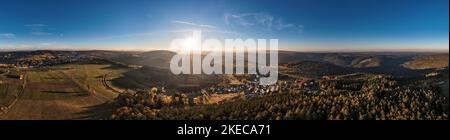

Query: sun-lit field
0,62,130,119
20,63,128,100
0,81,20,106
22,70,84,100
0,70,21,107
54,63,129,99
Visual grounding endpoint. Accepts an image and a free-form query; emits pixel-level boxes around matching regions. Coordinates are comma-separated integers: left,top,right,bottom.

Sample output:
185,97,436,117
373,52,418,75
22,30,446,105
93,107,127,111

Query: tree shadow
73,102,117,120
41,91,80,94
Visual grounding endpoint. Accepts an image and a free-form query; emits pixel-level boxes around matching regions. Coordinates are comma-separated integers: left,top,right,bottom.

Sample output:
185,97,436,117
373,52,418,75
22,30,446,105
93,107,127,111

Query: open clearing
0,63,128,120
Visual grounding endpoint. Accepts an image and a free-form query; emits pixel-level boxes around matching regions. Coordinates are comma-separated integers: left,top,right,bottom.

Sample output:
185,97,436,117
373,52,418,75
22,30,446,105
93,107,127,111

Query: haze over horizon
0,0,448,52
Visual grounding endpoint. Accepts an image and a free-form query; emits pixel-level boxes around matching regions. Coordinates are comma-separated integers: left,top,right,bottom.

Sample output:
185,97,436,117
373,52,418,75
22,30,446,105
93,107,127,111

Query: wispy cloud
173,20,217,29
25,24,48,27
224,13,261,27
0,33,15,38
273,19,304,33
224,12,303,33
31,31,53,36
25,24,53,36
92,29,245,43
38,42,53,46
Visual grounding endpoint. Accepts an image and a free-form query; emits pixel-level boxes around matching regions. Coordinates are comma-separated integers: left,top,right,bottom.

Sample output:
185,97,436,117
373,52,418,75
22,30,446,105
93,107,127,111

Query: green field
54,63,129,99
16,63,129,100
0,62,129,119
21,70,83,100
0,76,21,106
0,83,15,105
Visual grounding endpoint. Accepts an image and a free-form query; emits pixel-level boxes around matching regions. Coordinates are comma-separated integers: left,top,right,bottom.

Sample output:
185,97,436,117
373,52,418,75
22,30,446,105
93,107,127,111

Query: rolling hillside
402,54,449,70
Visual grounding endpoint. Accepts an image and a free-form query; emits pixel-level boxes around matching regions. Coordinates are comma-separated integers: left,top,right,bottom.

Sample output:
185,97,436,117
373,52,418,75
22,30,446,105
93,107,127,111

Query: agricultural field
0,69,22,107
0,62,130,120
21,70,84,100
0,79,21,106
53,63,129,99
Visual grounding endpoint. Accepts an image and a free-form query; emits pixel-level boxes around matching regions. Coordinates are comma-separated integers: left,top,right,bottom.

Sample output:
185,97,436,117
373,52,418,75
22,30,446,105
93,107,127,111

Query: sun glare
182,37,197,52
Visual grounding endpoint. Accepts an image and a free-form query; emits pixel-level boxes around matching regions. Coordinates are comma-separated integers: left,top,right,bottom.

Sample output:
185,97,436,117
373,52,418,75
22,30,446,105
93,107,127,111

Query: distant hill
278,51,326,63
3,50,448,78
322,54,354,67
88,50,176,69
402,54,449,70
350,57,381,68
322,54,382,68
284,60,356,77
111,66,222,90
277,51,449,77
279,51,406,67
119,50,175,69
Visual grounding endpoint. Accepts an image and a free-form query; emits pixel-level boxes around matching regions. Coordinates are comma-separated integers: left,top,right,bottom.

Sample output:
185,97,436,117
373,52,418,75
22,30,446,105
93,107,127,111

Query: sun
180,36,202,53
169,30,203,53
182,37,196,51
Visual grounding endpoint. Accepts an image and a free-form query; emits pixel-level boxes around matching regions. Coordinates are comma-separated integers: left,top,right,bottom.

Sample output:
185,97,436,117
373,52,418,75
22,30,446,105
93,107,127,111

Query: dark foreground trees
110,76,448,120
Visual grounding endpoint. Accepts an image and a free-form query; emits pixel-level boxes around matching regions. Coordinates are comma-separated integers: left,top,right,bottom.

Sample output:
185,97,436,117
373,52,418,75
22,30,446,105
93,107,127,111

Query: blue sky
0,0,448,51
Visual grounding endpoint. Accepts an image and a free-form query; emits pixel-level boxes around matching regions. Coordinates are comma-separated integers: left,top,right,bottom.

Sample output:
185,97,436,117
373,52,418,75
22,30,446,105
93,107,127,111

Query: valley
0,50,448,120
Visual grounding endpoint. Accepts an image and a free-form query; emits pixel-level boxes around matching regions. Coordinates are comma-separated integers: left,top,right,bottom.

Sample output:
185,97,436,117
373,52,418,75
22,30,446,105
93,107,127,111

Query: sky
0,0,448,51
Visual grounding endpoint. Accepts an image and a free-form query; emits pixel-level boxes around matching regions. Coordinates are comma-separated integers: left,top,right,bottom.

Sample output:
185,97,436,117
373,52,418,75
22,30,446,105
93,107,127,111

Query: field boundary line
0,74,26,115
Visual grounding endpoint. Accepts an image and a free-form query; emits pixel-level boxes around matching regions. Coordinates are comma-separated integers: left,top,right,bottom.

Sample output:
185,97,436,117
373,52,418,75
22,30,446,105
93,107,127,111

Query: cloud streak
25,24,53,36
31,31,53,36
25,24,48,27
0,33,15,38
224,12,303,33
173,20,217,29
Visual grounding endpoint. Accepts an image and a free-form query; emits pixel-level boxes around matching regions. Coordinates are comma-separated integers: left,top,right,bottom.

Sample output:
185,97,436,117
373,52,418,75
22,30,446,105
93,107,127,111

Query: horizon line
0,48,449,53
